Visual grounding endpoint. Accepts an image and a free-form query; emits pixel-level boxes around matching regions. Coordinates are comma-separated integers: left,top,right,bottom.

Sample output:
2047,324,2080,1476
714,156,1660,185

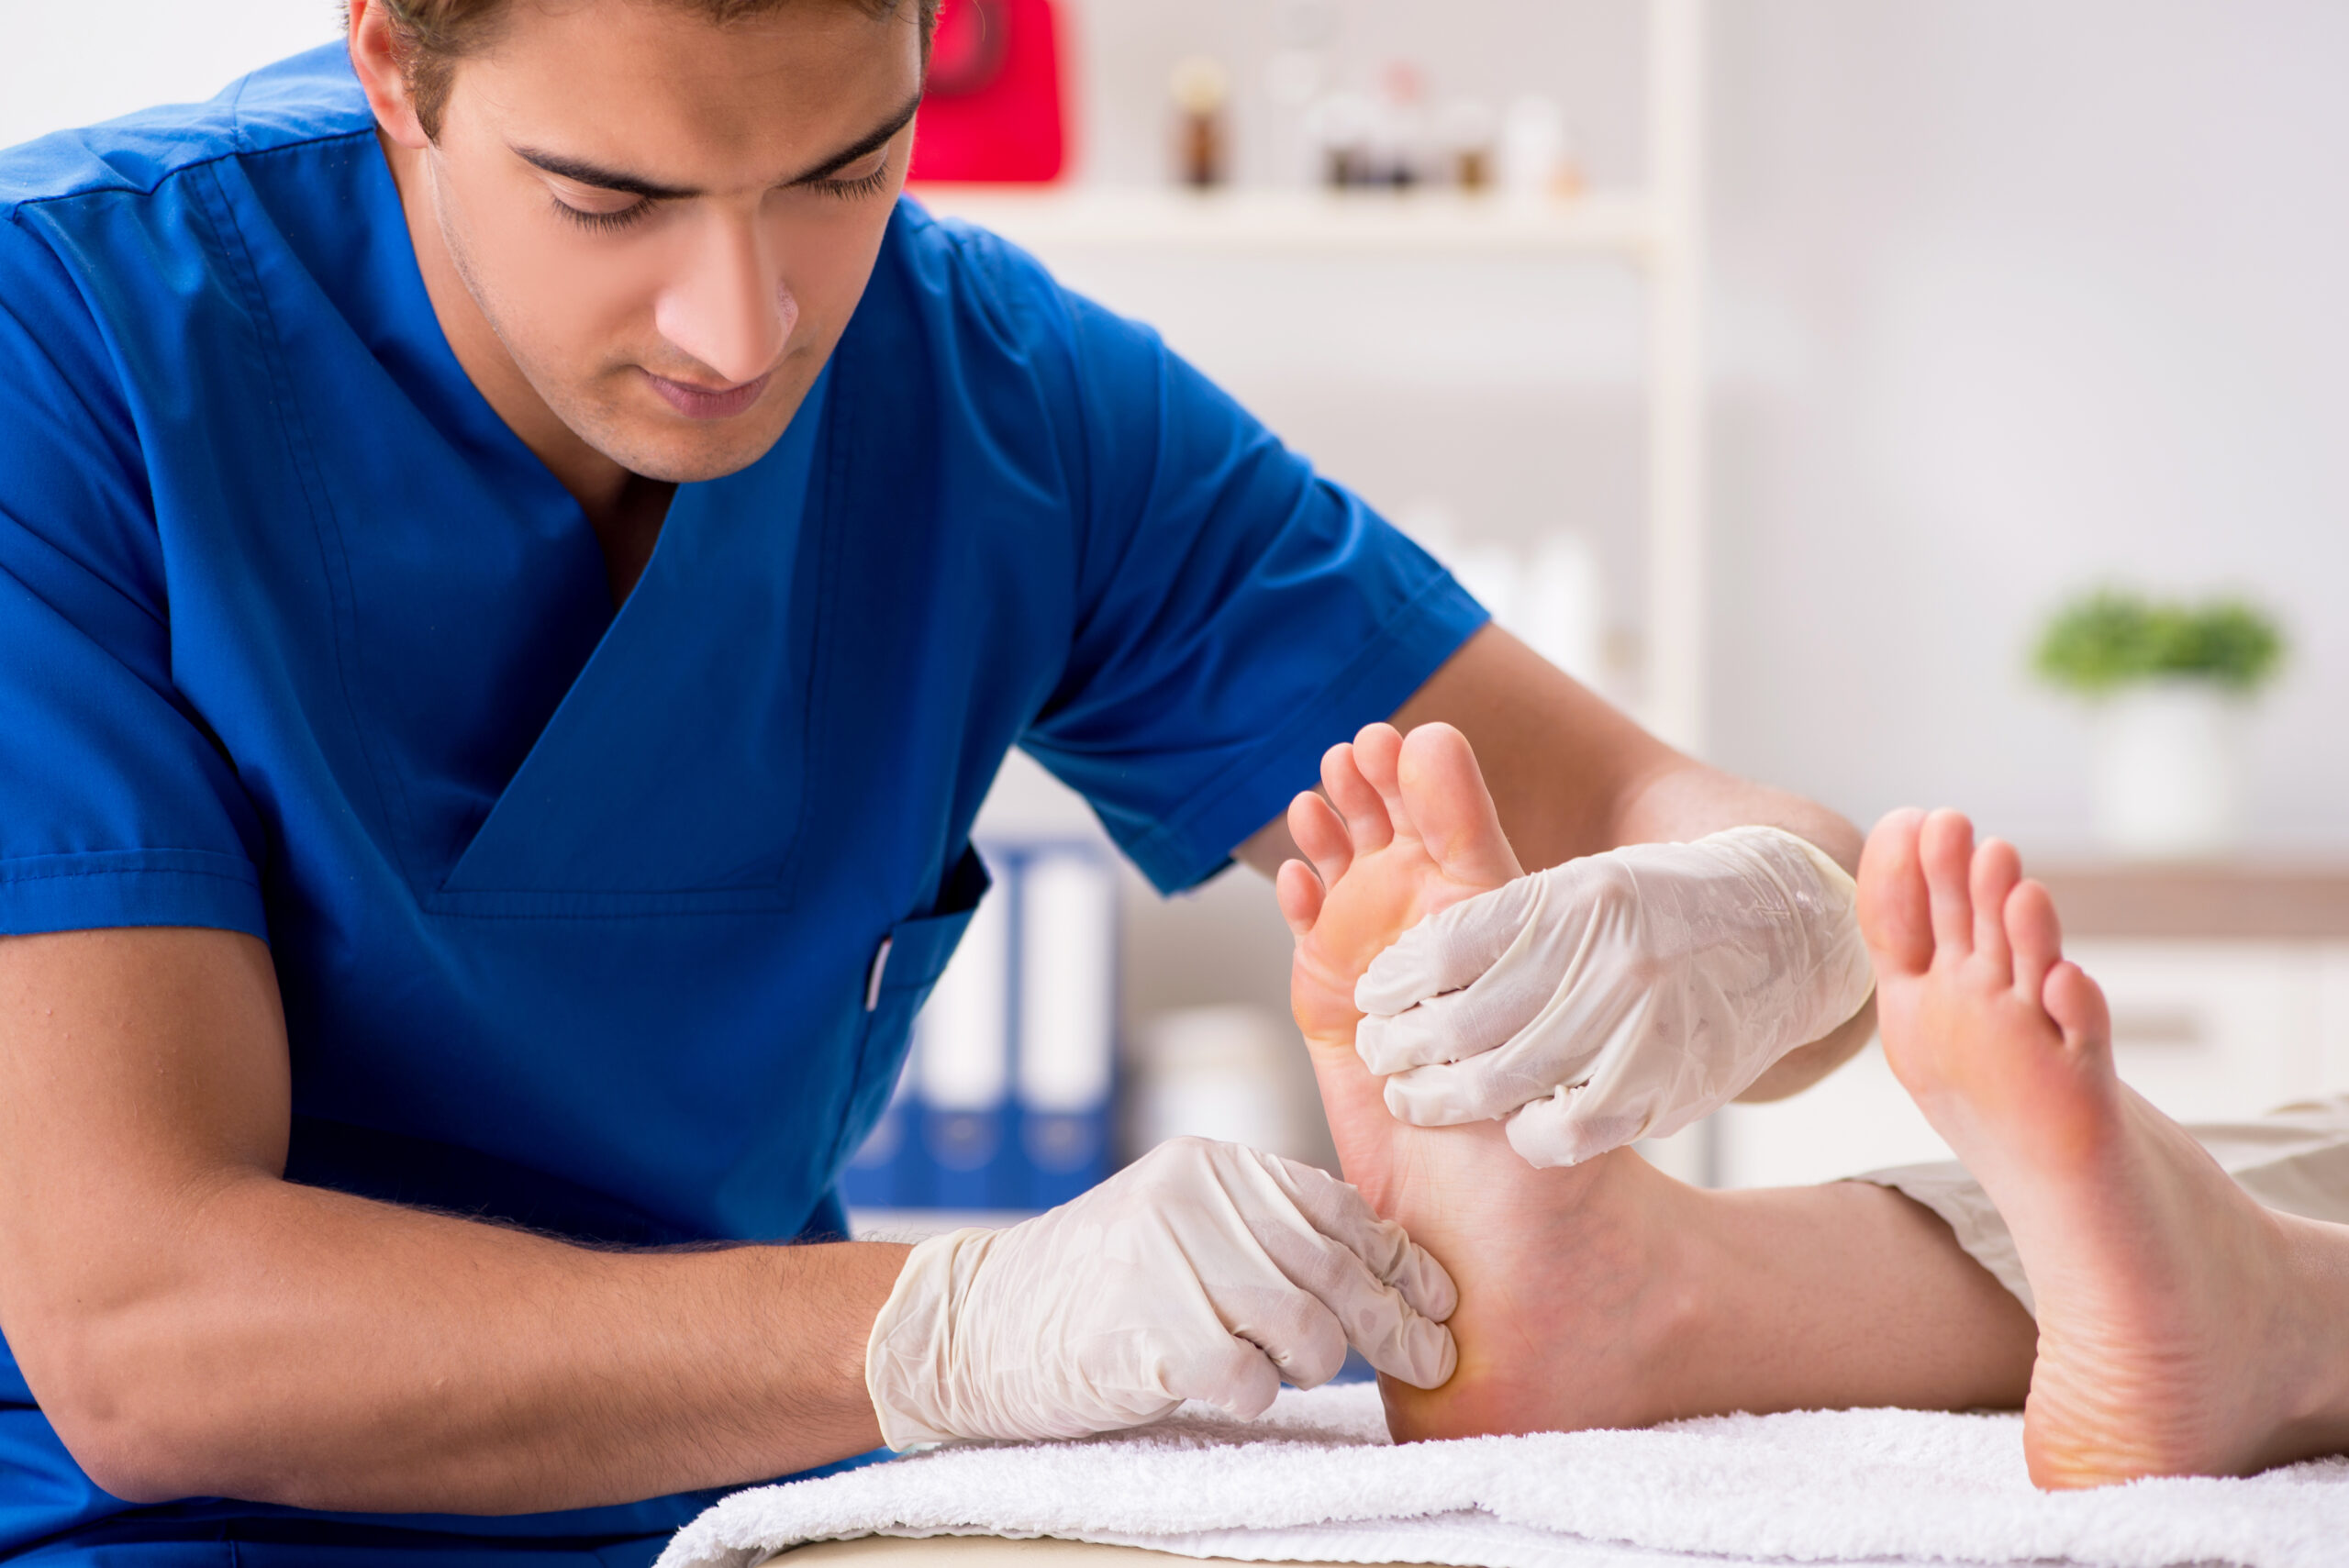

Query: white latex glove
1353,825,1876,1168
863,1137,1458,1449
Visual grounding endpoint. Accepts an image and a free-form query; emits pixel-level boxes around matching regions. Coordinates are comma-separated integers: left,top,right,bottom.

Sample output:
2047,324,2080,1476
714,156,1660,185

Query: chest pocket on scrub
827,845,993,1178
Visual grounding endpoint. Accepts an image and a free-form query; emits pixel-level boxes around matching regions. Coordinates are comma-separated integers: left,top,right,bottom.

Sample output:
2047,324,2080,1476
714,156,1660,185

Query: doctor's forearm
1605,753,1861,877
41,1177,907,1514
0,927,911,1515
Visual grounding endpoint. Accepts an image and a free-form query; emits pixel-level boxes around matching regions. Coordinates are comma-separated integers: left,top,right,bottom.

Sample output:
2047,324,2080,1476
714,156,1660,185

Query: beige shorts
1854,1094,2349,1316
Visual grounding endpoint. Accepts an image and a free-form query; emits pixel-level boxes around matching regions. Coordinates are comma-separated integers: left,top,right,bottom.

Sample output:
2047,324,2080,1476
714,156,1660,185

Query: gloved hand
1353,825,1876,1168
863,1136,1458,1449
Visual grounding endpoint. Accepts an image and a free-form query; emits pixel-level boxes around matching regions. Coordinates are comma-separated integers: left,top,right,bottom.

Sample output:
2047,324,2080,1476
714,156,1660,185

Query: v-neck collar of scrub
429,361,832,902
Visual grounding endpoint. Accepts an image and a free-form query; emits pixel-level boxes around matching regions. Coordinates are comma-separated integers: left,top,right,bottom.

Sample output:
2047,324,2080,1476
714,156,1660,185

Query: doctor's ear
347,0,437,151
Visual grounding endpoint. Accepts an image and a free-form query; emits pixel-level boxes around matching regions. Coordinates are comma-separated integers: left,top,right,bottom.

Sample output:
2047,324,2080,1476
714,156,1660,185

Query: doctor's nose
652,215,797,388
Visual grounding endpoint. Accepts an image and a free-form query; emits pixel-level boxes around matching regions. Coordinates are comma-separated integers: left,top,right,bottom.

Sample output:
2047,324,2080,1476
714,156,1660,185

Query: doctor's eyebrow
510,93,925,200
783,93,924,184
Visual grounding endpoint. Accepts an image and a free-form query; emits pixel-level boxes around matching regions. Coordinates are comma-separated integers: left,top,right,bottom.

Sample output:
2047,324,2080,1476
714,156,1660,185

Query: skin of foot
1279,726,2039,1441
1858,808,2349,1487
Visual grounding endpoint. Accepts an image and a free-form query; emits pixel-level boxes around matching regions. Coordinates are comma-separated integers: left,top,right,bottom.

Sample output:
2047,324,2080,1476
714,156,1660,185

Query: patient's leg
1279,726,2036,1440
1859,809,2349,1485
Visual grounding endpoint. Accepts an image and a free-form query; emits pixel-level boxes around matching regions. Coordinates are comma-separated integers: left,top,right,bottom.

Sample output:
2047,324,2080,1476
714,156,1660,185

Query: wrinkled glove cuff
1744,826,1877,1026
863,1227,990,1451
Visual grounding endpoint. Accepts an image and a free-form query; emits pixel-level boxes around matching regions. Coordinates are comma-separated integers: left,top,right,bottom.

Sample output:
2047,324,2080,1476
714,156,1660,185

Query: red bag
908,0,1069,183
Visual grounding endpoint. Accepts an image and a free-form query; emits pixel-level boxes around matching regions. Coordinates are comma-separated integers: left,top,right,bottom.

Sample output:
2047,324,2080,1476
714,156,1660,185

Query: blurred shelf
910,184,1665,261
2034,863,2349,940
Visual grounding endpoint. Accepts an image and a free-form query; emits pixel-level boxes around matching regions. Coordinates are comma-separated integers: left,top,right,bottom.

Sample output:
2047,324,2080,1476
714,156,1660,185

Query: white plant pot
2091,681,2247,861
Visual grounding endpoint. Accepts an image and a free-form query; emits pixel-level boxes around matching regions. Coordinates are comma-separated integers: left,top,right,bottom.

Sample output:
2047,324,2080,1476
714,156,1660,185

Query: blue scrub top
0,43,1486,1555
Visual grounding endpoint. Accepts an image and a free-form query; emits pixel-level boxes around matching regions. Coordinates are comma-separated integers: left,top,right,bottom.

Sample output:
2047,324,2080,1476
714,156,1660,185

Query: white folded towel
658,1383,2349,1568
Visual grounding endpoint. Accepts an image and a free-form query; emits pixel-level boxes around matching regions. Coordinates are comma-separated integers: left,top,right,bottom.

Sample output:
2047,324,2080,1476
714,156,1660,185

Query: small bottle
1305,90,1375,189
1169,56,1231,190
1499,94,1584,204
1375,61,1430,188
1437,98,1497,191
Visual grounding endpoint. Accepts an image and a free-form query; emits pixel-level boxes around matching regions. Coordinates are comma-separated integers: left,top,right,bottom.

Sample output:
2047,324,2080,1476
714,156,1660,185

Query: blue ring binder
842,836,1120,1215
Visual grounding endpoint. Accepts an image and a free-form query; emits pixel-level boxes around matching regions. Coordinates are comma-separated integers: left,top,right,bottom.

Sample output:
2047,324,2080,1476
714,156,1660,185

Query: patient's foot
1277,727,2037,1440
1278,724,1684,1439
1859,809,2349,1486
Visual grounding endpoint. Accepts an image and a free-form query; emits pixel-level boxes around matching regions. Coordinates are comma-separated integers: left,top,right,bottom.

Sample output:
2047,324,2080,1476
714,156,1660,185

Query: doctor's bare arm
0,925,909,1515
1235,624,1876,1099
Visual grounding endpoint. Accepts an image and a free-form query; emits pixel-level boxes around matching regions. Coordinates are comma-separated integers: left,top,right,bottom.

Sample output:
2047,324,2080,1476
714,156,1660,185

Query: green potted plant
2034,589,2286,859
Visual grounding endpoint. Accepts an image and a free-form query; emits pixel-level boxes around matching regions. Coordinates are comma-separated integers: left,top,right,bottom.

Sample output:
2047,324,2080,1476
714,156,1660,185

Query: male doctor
0,2,1876,1562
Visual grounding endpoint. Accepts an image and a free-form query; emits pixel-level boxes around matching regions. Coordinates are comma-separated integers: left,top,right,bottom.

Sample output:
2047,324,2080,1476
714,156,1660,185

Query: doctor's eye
810,153,895,201
552,195,660,233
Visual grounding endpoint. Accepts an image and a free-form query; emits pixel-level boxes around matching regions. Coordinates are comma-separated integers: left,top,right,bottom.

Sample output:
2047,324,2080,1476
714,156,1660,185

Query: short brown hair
369,0,940,139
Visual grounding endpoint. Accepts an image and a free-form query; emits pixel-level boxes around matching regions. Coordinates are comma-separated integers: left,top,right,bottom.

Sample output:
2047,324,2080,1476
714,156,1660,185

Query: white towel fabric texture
657,1383,2349,1568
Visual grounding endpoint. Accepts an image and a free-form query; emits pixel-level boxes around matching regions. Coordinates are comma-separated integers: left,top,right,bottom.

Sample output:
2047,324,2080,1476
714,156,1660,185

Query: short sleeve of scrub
0,216,268,939
968,239,1488,894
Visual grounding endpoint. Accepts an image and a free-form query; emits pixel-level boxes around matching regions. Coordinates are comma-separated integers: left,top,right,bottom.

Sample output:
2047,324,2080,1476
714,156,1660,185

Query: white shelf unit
918,0,1711,753
908,186,1661,259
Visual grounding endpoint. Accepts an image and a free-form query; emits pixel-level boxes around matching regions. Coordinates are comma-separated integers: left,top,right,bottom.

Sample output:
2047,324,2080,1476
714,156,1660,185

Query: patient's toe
1397,724,1522,887
1323,742,1394,853
1920,809,1979,961
1277,858,1327,938
1968,840,2021,983
1857,808,1934,976
2041,955,2110,1057
1352,724,1411,831
1290,790,1355,884
2004,877,2065,1003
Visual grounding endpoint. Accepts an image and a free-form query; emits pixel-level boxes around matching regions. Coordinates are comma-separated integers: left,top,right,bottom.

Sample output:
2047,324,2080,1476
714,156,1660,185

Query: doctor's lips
643,368,773,421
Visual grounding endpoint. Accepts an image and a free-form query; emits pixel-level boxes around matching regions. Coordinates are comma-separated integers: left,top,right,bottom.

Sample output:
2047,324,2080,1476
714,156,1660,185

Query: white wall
1707,0,2349,855
0,0,339,150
